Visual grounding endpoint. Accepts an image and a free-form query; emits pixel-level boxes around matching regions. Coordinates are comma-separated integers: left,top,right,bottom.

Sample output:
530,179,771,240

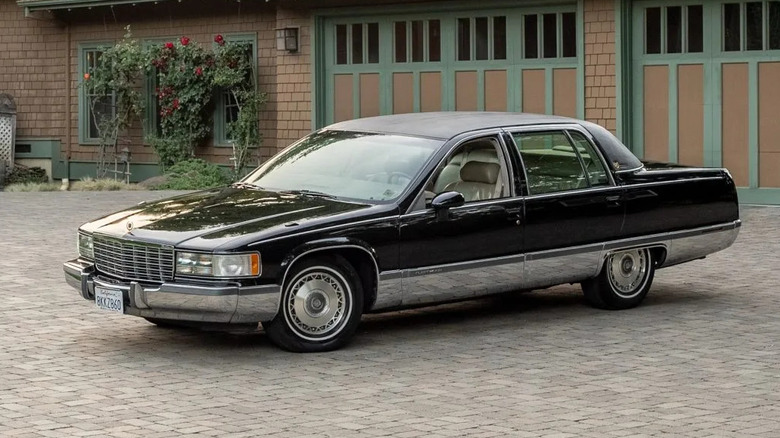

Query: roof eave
20,0,168,13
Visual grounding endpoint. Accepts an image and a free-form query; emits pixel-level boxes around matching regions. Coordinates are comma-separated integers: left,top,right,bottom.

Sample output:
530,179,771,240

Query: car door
507,127,625,289
398,133,525,306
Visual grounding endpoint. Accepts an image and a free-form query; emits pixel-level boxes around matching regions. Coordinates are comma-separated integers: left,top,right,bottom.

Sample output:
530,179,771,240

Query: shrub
71,177,143,191
6,165,49,185
3,182,60,192
154,159,230,190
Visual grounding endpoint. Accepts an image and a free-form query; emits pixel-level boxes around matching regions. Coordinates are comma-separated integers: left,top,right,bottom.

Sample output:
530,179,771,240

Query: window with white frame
79,45,116,144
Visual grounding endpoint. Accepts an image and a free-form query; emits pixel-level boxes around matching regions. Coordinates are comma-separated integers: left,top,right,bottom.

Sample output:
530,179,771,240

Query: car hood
80,187,380,249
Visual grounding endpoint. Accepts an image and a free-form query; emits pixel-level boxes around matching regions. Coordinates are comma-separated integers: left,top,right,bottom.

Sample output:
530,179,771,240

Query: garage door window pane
524,15,538,58
475,17,489,60
336,25,348,64
458,18,471,61
352,24,363,64
562,12,576,57
688,5,704,52
746,2,764,50
667,6,683,53
368,23,379,63
494,16,507,60
395,22,407,63
412,21,424,62
724,3,742,51
646,7,662,54
429,20,441,61
543,13,557,58
771,2,780,49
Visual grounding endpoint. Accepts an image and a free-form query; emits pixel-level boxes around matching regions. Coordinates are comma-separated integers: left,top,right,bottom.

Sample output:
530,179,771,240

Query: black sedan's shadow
90,281,715,359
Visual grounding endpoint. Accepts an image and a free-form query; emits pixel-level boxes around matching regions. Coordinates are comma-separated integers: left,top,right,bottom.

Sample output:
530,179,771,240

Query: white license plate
95,286,124,314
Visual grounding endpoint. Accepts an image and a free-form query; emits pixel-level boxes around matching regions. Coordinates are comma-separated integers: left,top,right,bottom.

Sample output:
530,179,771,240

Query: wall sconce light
276,27,299,53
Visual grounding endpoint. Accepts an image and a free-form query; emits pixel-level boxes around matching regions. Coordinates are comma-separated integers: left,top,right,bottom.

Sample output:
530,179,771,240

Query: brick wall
0,0,66,139
583,0,617,133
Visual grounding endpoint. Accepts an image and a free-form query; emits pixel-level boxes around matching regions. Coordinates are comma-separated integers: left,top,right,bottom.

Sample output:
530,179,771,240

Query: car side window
568,130,610,187
415,136,509,210
513,131,592,195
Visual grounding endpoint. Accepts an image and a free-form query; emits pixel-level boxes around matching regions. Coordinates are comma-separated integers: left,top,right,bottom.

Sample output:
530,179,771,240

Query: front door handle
605,195,621,202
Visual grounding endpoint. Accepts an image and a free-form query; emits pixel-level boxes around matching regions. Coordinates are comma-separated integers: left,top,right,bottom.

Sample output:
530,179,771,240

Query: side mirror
431,192,465,220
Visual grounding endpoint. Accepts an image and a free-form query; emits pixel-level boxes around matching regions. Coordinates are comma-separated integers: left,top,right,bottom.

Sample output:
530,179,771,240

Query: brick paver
0,192,778,437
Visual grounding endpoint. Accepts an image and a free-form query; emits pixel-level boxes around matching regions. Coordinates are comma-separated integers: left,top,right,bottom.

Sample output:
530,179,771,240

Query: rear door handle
605,195,621,202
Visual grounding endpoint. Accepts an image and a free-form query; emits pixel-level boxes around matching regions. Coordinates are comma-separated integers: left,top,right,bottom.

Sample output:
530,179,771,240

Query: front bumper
63,258,280,323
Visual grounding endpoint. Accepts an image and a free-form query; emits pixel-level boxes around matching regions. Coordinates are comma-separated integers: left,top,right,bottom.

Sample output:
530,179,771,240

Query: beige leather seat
444,161,501,202
433,151,466,193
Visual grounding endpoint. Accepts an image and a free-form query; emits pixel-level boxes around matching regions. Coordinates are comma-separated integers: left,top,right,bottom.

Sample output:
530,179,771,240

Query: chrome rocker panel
64,259,279,323
372,219,741,310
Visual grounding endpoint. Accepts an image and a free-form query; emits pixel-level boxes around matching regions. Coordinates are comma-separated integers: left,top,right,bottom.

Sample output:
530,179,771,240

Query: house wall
2,0,620,176
0,0,66,139
584,0,617,133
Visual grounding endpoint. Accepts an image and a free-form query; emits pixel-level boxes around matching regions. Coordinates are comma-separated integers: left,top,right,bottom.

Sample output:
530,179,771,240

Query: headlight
176,252,261,278
78,232,94,259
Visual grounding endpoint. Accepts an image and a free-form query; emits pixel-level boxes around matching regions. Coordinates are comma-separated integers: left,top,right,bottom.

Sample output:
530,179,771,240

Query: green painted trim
313,0,577,18
667,62,678,162
213,33,258,147
13,138,59,159
312,16,325,129
576,0,585,119
748,60,759,188
544,68,554,114
738,188,780,205
77,41,114,145
615,0,632,143
141,38,170,142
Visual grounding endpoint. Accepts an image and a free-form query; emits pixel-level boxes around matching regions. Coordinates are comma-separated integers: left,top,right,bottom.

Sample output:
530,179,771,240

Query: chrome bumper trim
63,258,280,323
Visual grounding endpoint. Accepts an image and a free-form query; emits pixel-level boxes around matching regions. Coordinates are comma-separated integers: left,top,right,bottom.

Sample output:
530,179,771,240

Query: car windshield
242,130,443,202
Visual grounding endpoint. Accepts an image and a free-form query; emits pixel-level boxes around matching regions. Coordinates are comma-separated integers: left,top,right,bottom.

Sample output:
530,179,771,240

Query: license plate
95,286,124,314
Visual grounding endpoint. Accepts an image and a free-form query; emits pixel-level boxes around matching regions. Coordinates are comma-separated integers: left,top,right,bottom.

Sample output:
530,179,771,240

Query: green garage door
632,0,780,204
315,3,584,127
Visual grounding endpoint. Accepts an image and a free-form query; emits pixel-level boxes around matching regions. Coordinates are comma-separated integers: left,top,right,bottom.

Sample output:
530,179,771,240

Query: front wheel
263,256,363,352
582,248,655,310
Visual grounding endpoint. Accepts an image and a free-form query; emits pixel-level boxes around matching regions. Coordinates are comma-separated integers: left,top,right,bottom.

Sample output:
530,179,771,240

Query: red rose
172,99,180,109
165,42,174,49
180,36,190,46
195,67,203,76
214,34,225,46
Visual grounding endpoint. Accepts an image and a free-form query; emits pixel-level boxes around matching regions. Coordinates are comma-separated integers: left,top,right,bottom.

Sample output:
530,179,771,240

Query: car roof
326,112,580,140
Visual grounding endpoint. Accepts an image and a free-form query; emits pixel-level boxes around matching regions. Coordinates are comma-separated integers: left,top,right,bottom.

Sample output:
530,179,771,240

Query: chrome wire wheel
283,266,352,341
606,249,650,298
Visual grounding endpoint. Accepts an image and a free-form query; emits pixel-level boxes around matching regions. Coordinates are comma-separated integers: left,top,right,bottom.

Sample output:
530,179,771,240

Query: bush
154,159,230,190
71,177,143,191
3,182,60,192
6,165,48,185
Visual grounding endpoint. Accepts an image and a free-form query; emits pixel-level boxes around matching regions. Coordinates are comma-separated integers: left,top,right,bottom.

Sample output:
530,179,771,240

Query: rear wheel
263,256,363,352
582,248,655,310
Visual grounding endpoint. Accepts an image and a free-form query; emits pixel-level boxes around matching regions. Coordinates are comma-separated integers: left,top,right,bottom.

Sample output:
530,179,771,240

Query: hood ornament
126,221,134,232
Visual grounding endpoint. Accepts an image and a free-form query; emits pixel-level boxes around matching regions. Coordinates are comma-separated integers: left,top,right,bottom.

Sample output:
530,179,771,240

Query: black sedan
64,112,740,352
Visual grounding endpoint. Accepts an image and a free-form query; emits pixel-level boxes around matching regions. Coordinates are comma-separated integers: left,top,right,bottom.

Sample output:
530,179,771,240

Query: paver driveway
0,191,778,437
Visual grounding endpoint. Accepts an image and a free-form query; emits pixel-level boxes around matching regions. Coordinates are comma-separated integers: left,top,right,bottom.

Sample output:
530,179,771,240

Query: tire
582,248,655,310
263,256,364,352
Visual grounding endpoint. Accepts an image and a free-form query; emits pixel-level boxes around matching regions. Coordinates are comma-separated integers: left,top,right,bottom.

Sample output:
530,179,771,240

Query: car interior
419,137,509,208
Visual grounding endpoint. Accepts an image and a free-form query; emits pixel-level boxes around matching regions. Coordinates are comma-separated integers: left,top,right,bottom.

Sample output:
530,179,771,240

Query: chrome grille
93,236,174,282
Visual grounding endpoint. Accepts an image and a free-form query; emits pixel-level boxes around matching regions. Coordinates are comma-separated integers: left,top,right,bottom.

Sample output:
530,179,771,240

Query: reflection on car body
64,112,740,352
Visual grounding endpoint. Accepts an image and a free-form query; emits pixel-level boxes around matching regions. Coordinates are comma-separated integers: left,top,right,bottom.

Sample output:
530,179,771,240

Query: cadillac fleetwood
64,112,740,352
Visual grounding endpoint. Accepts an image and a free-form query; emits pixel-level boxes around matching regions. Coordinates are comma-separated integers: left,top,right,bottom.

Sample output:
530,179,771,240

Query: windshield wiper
231,182,264,190
281,189,336,199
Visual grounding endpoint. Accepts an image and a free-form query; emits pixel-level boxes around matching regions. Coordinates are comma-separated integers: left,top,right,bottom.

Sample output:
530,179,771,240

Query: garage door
632,0,780,202
318,4,582,126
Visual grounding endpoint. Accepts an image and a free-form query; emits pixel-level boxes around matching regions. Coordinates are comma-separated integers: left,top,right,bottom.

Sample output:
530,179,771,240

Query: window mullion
661,6,667,54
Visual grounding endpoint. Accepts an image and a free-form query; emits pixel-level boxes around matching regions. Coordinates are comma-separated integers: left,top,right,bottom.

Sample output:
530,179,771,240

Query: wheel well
650,246,667,267
286,248,378,313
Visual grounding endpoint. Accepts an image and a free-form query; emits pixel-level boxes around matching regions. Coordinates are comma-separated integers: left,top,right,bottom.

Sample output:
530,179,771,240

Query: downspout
63,24,71,189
